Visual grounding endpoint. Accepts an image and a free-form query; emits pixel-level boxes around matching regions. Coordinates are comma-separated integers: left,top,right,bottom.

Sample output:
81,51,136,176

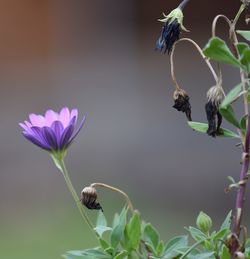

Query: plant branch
90,182,134,212
170,38,218,90
231,115,250,255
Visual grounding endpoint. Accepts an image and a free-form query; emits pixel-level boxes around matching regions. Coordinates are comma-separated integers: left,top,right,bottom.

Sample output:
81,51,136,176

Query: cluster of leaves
63,208,250,259
188,31,250,138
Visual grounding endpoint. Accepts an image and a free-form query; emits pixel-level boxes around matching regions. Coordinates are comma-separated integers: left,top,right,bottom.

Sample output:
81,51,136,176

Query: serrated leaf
186,227,207,242
237,30,250,41
164,235,188,258
114,250,128,259
221,83,242,107
203,37,242,68
187,121,240,138
220,245,231,259
143,223,160,252
219,105,240,128
220,211,232,230
124,213,141,251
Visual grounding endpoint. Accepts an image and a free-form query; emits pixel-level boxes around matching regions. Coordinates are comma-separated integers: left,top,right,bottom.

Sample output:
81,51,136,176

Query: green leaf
143,223,160,251
240,48,250,73
220,211,232,230
124,213,141,251
63,249,111,259
110,207,128,249
236,42,249,55
164,235,188,258
186,227,207,242
190,252,215,259
187,121,240,138
96,211,107,227
237,30,250,41
245,238,250,253
221,83,242,107
220,245,231,259
114,250,128,259
156,240,165,257
240,115,247,132
219,105,240,128
94,226,112,237
99,238,110,250
212,228,230,241
203,37,242,68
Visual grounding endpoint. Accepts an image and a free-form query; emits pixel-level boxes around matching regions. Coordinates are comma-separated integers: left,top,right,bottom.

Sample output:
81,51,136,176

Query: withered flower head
205,86,224,137
173,89,192,121
80,186,103,212
156,7,188,54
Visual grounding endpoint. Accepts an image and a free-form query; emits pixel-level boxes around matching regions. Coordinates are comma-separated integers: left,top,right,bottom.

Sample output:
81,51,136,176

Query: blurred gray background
0,0,249,258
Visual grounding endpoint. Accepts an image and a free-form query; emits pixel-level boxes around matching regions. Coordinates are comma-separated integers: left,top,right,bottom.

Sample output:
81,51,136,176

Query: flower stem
170,38,218,90
178,0,190,11
52,154,99,239
90,182,134,212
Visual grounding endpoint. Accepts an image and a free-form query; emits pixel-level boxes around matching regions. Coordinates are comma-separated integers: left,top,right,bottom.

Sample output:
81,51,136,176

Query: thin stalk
170,38,218,90
231,116,250,255
57,159,98,238
178,0,190,10
91,182,134,212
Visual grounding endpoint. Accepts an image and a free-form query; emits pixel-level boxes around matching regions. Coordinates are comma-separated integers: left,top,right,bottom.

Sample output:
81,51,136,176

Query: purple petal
29,114,45,127
70,109,78,124
42,126,58,150
44,110,59,127
68,116,86,146
31,127,51,149
22,132,50,150
19,122,33,134
60,124,75,149
51,121,64,146
59,107,70,128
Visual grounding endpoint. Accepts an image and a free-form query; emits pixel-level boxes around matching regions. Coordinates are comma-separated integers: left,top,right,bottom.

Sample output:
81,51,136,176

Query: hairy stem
231,116,250,255
91,182,134,212
170,38,218,90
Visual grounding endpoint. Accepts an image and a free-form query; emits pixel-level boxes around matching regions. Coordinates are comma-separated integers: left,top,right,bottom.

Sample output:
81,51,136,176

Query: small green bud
196,211,212,234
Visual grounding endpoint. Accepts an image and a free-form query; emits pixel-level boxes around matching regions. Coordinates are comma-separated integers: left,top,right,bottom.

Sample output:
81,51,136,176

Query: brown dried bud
225,233,240,253
205,86,224,137
80,186,103,211
173,89,192,121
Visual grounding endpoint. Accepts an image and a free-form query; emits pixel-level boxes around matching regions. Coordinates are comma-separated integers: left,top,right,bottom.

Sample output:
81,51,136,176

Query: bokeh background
0,0,249,258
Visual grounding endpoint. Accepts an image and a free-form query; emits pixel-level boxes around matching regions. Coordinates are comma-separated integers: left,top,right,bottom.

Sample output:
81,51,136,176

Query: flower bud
173,89,192,121
196,211,212,234
80,186,103,211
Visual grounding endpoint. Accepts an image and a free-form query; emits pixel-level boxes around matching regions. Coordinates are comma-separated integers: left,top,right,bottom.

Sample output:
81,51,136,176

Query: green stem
52,153,99,239
232,4,245,26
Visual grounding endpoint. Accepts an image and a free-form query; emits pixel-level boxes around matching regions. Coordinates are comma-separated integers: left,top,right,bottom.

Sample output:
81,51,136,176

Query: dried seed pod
80,186,103,211
173,89,192,121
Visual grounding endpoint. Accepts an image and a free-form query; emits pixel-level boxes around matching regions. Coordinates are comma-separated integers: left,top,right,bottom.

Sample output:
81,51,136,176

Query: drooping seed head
81,186,103,211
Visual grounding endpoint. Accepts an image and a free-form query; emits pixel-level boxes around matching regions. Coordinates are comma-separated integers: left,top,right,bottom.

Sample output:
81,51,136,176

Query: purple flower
19,107,86,151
